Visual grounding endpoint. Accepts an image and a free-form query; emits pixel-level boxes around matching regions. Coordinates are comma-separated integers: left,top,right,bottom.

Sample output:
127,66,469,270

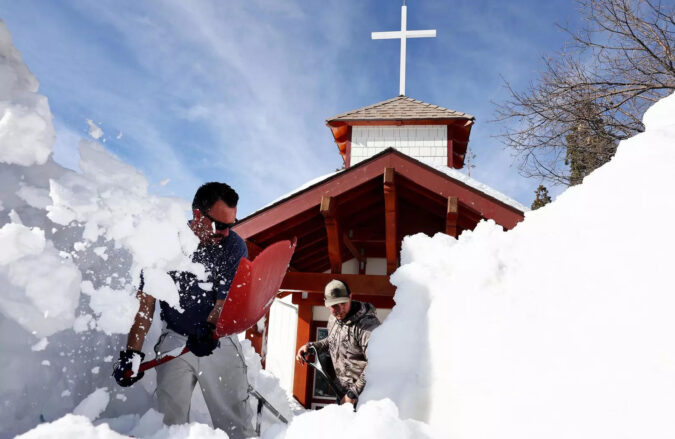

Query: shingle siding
351,125,447,166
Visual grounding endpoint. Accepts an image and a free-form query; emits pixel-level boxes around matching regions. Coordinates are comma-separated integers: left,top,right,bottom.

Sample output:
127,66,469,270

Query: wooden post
321,196,342,273
383,168,398,275
342,232,367,274
446,196,458,238
292,302,313,407
447,125,455,168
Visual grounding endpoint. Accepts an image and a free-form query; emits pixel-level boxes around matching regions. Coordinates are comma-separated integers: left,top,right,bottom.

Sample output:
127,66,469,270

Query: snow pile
73,388,111,421
0,19,53,166
16,413,231,439
0,20,214,437
363,93,675,437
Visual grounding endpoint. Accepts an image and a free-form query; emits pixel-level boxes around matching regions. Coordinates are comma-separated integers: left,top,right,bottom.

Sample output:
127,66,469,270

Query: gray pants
154,330,254,438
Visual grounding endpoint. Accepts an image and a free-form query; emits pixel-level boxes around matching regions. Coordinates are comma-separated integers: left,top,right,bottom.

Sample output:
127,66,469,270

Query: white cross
372,3,436,96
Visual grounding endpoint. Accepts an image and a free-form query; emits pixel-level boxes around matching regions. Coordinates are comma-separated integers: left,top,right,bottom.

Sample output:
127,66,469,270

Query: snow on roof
430,164,528,212
242,151,526,221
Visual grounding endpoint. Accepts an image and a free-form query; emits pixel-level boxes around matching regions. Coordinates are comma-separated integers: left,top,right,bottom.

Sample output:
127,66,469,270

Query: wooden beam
244,239,265,260
446,196,459,238
342,232,366,274
321,196,342,274
383,168,398,275
235,149,524,240
293,303,312,407
447,127,455,168
292,293,396,309
292,245,328,266
281,272,395,296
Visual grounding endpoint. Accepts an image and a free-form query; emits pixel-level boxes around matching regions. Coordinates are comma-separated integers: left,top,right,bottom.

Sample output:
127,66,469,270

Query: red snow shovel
130,238,296,376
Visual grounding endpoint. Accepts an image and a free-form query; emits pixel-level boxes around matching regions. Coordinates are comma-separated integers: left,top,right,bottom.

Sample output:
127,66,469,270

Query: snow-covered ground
2,17,675,439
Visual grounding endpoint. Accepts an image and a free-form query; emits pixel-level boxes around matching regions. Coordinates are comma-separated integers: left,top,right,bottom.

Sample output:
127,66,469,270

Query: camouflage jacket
309,301,380,396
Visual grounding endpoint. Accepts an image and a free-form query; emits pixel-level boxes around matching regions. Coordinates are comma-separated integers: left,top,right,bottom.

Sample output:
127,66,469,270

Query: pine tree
531,185,552,210
564,101,617,185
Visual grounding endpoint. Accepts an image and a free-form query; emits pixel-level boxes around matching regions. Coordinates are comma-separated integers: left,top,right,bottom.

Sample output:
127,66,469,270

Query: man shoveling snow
113,182,254,438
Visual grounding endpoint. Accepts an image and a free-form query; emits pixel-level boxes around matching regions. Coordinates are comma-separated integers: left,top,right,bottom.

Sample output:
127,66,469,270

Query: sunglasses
202,211,237,231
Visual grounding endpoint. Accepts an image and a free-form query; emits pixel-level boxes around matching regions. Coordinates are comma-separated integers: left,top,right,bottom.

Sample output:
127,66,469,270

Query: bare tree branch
495,0,674,186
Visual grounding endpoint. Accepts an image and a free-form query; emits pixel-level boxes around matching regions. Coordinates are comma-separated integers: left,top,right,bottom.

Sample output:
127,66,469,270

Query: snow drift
362,94,675,438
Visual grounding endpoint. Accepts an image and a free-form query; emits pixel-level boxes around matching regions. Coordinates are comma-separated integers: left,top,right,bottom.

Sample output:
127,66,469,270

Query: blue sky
0,0,579,216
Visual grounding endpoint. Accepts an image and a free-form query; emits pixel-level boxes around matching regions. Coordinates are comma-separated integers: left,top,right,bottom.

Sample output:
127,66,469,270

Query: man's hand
296,344,311,364
341,390,358,405
187,321,219,357
113,349,145,387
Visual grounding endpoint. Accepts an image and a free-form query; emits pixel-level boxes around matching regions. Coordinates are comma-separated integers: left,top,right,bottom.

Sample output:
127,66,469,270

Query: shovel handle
127,324,226,379
301,346,344,403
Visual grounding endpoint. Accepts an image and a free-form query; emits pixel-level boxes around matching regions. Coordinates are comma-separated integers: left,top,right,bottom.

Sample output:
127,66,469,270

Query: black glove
187,321,219,357
112,349,145,387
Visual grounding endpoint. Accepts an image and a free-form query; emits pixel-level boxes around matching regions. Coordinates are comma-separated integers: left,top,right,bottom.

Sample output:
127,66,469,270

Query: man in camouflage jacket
296,279,380,405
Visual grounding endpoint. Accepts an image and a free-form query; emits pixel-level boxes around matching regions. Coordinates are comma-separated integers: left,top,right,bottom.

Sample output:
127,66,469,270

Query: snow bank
0,20,210,437
15,413,231,439
0,19,53,166
362,92,675,437
73,388,111,421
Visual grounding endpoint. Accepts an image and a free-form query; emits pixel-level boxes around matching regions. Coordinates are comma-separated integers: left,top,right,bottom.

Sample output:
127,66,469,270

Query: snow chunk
0,223,45,265
86,119,103,140
93,246,108,261
30,337,48,351
0,24,54,167
81,281,138,335
15,414,125,438
0,224,81,337
16,184,51,209
73,387,110,421
141,269,182,311
73,313,94,333
283,399,431,438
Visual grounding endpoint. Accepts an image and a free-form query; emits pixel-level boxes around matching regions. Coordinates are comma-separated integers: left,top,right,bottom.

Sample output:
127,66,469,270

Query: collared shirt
142,230,247,336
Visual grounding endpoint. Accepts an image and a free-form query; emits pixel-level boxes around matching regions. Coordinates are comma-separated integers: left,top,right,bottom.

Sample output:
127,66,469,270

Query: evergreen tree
564,101,617,185
531,185,552,210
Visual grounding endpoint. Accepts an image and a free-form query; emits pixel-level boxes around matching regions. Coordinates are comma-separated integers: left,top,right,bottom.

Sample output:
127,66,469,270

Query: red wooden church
233,95,526,408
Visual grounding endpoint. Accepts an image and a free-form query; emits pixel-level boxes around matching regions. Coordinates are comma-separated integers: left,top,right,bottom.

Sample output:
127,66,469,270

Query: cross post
372,4,436,96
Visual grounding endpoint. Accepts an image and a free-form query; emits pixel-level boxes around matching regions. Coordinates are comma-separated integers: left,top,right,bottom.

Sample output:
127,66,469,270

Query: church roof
326,96,474,122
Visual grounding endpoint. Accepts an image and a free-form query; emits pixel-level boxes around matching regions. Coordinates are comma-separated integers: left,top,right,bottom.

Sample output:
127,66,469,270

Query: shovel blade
216,238,296,337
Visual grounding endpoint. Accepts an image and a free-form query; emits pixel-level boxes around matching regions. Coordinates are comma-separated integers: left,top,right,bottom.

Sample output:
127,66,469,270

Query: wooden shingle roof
326,96,474,122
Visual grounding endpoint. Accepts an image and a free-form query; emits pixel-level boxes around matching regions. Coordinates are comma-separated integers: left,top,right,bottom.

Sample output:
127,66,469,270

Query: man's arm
207,298,226,325
126,290,156,351
296,324,331,364
347,319,380,397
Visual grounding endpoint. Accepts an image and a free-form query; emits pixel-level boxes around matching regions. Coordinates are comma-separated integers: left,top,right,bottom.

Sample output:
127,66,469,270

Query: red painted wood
383,168,398,275
446,196,459,238
235,150,523,241
447,125,455,168
293,303,312,407
321,196,342,274
281,272,395,295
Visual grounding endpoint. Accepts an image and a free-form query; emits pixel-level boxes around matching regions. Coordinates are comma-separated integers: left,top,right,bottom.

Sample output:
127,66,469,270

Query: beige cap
324,279,350,307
